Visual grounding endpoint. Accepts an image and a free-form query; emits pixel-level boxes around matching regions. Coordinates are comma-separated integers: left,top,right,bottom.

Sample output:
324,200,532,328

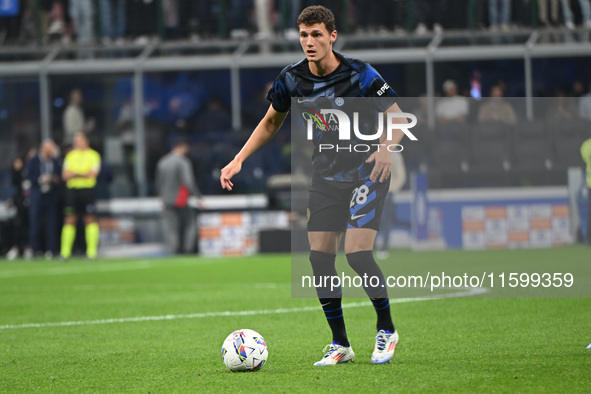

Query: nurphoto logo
301,108,418,153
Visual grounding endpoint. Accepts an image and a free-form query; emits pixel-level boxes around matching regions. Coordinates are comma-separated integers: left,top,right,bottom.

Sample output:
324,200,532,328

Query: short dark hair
297,5,336,33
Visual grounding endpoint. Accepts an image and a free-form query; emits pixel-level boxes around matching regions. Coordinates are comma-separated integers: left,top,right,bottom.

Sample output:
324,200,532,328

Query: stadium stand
469,121,513,186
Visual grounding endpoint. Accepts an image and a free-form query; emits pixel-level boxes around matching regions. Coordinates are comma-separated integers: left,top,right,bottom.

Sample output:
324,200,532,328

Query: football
221,329,268,372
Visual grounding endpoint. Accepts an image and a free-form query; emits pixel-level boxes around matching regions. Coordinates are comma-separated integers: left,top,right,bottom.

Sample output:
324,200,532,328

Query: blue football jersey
266,51,397,182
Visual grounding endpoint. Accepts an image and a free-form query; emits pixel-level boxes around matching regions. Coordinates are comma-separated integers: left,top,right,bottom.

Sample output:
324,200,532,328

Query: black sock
346,250,395,333
310,250,350,347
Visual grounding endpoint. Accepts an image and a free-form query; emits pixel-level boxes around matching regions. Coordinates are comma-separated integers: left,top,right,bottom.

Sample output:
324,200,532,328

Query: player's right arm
220,105,288,191
62,153,75,181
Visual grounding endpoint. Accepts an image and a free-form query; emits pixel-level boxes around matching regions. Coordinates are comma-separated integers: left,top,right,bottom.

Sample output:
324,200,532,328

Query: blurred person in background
162,0,181,39
229,0,254,39
376,153,407,260
26,139,61,259
546,89,577,121
5,156,32,260
559,0,591,29
436,79,469,123
477,84,517,124
69,0,94,44
155,139,201,255
98,0,126,45
60,132,101,260
38,0,67,44
571,79,585,97
537,0,560,27
62,89,95,147
488,0,512,31
17,0,38,44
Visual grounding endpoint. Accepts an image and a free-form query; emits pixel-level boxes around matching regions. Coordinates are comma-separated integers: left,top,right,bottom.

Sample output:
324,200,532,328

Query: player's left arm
366,102,407,183
83,153,101,180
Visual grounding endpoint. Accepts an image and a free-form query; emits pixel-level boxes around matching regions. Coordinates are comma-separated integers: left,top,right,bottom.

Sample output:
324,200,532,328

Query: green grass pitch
1,247,590,392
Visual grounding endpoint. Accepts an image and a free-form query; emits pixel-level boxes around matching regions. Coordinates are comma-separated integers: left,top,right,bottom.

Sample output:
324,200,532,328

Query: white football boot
371,329,399,364
313,344,355,366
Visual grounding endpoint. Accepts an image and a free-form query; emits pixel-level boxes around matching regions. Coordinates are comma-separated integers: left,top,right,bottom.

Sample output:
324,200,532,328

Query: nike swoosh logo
321,302,331,307
297,98,316,103
351,214,366,220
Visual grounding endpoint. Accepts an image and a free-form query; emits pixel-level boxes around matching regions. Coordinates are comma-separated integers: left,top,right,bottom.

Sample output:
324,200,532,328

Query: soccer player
220,5,407,365
60,131,101,259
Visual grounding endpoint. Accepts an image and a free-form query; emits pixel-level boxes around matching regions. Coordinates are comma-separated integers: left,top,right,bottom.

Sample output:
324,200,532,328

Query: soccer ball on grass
221,329,268,372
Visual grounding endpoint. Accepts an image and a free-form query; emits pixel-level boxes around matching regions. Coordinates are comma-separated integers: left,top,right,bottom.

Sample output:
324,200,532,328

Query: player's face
299,23,336,63
73,133,88,150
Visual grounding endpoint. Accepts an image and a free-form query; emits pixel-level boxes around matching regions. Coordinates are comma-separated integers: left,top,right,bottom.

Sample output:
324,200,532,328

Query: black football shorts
64,187,97,216
307,173,390,232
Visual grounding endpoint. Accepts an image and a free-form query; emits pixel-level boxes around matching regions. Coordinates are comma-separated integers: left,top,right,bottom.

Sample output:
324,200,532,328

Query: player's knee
345,250,374,273
64,215,76,225
309,250,336,275
84,215,96,225
308,232,341,254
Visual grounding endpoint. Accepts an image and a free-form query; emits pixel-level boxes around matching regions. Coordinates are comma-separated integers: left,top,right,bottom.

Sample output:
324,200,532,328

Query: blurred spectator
5,156,32,260
436,79,469,123
62,89,95,147
17,0,37,44
413,0,444,34
560,0,591,29
280,0,301,38
537,0,560,27
488,0,512,31
0,0,29,45
60,132,101,259
495,78,508,96
26,139,61,259
477,85,517,123
471,0,487,30
98,0,126,45
572,79,585,97
116,99,135,148
254,0,273,40
578,81,591,120
470,69,482,99
229,0,254,39
39,0,67,44
547,89,577,121
162,0,181,39
69,0,94,44
155,139,201,254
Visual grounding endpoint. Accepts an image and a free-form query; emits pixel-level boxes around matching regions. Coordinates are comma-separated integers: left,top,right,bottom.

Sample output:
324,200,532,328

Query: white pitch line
0,287,487,331
0,258,224,279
